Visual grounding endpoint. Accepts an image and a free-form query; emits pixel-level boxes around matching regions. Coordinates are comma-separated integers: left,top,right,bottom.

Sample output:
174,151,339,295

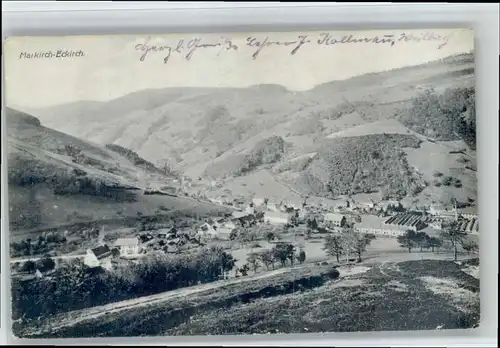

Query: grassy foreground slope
16,258,479,338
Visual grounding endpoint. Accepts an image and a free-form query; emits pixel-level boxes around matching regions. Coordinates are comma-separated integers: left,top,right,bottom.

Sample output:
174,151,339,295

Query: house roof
355,215,410,231
324,213,346,222
115,237,139,247
91,244,112,259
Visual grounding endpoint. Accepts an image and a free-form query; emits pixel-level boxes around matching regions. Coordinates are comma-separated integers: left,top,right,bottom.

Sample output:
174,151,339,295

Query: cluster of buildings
83,226,196,270
352,204,479,237
428,204,478,234
81,197,479,272
84,237,141,271
195,197,308,240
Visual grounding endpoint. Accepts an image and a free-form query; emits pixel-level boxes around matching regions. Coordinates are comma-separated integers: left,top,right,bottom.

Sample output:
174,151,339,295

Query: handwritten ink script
135,31,454,64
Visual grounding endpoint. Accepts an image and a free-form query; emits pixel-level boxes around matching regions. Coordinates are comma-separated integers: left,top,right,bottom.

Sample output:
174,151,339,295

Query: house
281,199,303,211
232,211,249,219
197,222,218,239
252,198,266,208
114,237,140,258
231,211,256,227
214,218,236,230
209,197,224,206
84,244,114,270
245,204,256,215
264,211,291,225
324,213,347,228
429,220,443,230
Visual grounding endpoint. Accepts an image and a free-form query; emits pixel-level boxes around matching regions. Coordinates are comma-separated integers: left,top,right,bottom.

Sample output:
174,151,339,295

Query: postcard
2,28,479,338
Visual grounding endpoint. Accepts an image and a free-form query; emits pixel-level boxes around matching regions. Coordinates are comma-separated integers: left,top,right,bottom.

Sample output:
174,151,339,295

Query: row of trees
239,243,306,276
16,256,56,274
12,246,236,320
323,228,376,263
11,233,67,258
397,220,478,260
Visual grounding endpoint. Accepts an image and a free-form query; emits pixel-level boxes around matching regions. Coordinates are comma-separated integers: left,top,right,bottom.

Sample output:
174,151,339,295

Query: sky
4,28,474,108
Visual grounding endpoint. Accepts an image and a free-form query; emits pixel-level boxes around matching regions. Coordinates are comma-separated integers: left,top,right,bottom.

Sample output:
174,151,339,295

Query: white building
222,220,237,230
264,211,291,225
354,215,407,237
232,211,250,219
209,197,224,206
197,222,218,239
114,237,140,258
84,244,114,270
245,204,256,215
252,198,266,208
324,213,347,228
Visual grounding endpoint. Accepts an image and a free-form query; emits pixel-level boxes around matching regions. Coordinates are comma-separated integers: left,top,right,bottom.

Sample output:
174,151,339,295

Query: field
15,257,479,338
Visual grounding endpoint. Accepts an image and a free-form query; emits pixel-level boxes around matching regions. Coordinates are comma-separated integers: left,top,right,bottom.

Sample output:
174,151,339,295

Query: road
10,254,85,264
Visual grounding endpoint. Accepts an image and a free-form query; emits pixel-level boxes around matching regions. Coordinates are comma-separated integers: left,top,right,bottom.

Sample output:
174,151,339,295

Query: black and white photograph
3,28,479,338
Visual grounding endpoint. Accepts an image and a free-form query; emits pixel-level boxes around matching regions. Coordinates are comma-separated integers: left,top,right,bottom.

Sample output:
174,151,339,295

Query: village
11,189,479,282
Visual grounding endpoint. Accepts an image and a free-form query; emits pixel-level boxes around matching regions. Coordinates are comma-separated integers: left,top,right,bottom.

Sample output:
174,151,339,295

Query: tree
339,227,357,263
220,249,237,278
440,221,468,261
426,236,442,252
21,260,36,274
258,250,275,270
307,218,318,231
297,250,306,264
272,243,295,267
239,263,250,276
397,230,418,253
323,235,343,263
266,231,277,243
229,229,239,241
247,253,260,274
350,232,374,262
415,232,430,252
36,257,56,273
